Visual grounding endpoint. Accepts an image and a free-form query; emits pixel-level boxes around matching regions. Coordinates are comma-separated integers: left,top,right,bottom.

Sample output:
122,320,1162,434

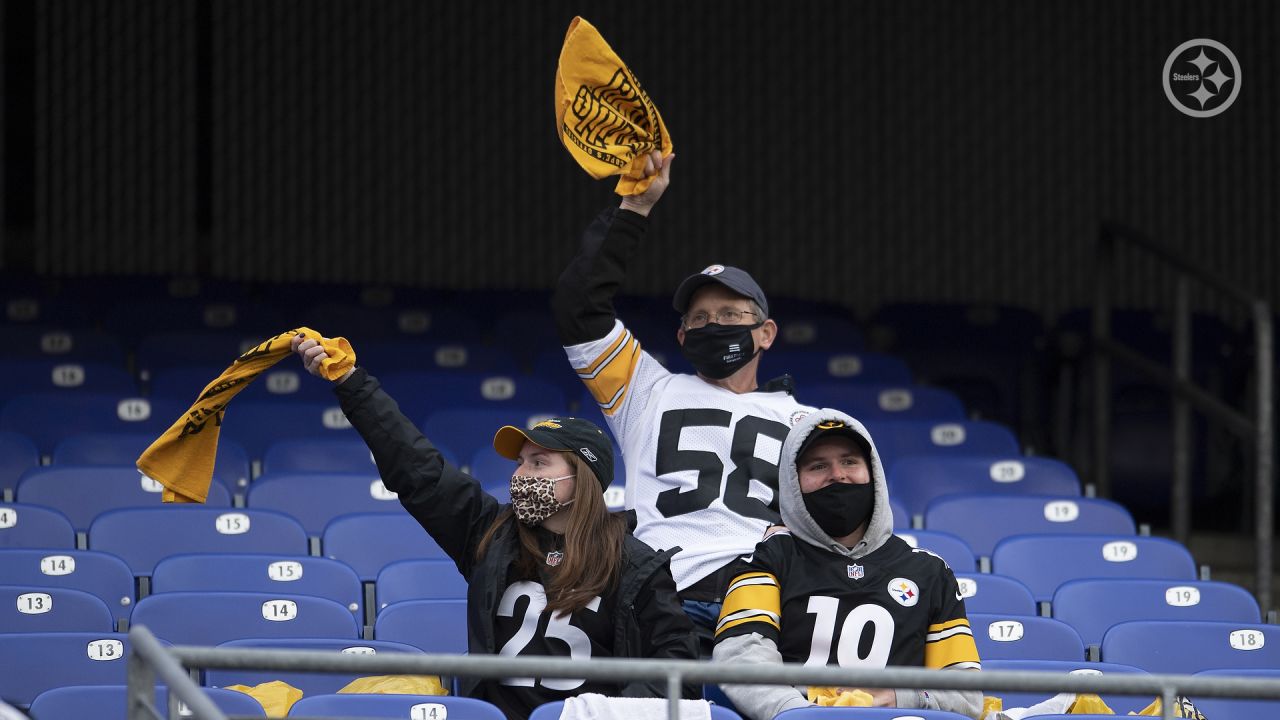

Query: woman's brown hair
475,453,629,615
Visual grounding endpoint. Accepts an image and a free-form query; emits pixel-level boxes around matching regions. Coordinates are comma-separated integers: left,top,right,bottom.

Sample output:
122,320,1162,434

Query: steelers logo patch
701,264,725,276
888,577,920,607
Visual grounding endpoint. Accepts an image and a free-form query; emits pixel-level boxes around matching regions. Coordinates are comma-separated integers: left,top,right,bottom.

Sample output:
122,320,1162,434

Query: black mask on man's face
803,481,874,539
680,322,762,379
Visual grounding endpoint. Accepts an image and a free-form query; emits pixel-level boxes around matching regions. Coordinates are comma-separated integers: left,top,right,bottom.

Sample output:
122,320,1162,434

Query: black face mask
680,322,762,380
803,481,874,539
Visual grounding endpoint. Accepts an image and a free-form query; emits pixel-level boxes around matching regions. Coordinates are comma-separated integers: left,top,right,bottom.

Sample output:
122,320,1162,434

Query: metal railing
1093,222,1274,612
127,625,1280,720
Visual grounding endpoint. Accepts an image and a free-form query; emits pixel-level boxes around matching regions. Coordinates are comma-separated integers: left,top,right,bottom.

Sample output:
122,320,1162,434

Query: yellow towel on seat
225,680,303,718
136,327,354,503
807,686,875,707
554,16,673,196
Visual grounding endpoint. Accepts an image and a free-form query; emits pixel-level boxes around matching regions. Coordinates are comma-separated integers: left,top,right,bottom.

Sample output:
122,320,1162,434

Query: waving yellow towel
554,16,673,196
136,328,354,504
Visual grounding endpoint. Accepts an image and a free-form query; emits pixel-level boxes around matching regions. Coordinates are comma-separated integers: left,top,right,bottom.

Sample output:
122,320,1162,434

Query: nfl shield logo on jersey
545,551,564,567
847,564,864,579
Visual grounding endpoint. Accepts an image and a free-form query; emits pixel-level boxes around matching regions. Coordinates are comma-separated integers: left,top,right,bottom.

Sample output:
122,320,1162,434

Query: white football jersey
565,320,814,590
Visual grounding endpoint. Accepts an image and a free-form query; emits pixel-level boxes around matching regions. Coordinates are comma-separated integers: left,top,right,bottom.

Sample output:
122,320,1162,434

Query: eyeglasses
682,308,761,330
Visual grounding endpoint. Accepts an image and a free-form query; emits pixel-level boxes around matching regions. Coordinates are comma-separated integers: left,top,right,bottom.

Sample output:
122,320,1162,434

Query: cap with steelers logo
672,264,769,318
796,418,873,464
493,417,614,490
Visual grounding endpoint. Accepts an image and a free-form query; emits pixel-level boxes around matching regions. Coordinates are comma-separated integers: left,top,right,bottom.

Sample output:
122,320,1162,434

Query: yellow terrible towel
136,327,355,504
807,687,875,707
554,16,673,196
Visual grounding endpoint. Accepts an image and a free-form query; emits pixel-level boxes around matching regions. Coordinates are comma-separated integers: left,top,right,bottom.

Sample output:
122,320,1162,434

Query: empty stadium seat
773,709,970,720
968,613,1086,662
925,495,1135,558
387,372,568,422
981,659,1151,716
991,534,1198,602
0,503,75,549
0,431,38,493
421,409,563,471
298,302,476,344
151,365,337,404
376,558,468,610
954,573,1037,616
0,393,185,455
1191,668,1280,719
0,549,134,621
531,700,745,720
0,360,137,404
888,455,1080,518
0,584,114,633
90,507,309,575
867,420,1021,469
262,437,382,475
323,513,449,581
801,384,967,422
0,632,167,707
895,530,978,573
374,599,468,654
220,400,362,460
152,553,363,617
16,465,231,531
1101,620,1280,675
133,332,255,379
760,351,912,385
889,496,909,529
248,472,401,535
29,684,267,720
51,432,251,492
1052,578,1260,648
131,591,360,646
288,694,504,720
0,325,126,365
205,638,426,696
357,340,521,375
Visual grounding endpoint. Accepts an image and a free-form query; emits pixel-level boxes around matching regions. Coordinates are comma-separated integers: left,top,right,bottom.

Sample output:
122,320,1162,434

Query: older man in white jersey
552,151,814,652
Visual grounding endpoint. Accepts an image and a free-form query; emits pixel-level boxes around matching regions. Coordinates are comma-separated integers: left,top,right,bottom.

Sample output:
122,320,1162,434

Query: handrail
1093,222,1273,613
128,625,1280,720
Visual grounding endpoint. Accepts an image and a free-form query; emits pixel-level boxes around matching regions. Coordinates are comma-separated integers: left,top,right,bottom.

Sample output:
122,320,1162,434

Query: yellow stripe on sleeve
715,572,781,637
928,617,973,634
578,333,642,416
925,628,982,669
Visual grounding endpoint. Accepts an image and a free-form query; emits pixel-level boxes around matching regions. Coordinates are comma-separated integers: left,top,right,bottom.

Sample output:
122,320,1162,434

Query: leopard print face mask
509,474,574,526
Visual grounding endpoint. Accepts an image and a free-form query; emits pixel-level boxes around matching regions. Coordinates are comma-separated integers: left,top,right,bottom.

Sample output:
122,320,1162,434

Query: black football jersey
715,530,981,671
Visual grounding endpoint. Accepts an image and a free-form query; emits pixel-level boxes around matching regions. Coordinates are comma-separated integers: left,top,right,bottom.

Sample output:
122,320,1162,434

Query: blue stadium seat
376,558,468,610
134,332,255,379
289,694,504,720
219,400,362,460
151,365,338,404
761,351,912,385
889,496,909,529
206,638,425,696
0,585,114,633
531,700,745,720
374,599,468,654
298,302,477,344
264,437,383,475
0,431,39,493
131,591,360,645
0,503,76,549
248,472,402,535
421,408,564,468
773,709,969,720
981,659,1151,715
0,549,134,622
0,632,167,707
991,535,1198,602
105,300,285,344
888,455,1080,518
968,613,1086,662
924,495,1135,558
1053,578,1260,648
0,325,126,365
357,340,521,375
30,685,267,720
90,507,310,575
894,529,977,573
0,393,185,455
0,360,137,404
386,371,568,421
1101,620,1280,675
801,384,967,422
17,465,231,531
954,573,1037,616
152,553,363,617
323,513,449,581
1192,668,1280,719
52,433,251,493
866,420,1021,470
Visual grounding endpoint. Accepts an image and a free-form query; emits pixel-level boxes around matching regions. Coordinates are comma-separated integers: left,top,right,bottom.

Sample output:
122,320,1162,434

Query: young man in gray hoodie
711,408,984,720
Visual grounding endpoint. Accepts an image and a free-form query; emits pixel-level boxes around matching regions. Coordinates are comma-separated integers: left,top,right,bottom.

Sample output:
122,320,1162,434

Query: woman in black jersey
292,335,697,719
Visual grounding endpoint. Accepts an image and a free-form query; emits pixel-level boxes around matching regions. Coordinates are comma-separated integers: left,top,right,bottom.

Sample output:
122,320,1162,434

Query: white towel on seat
559,693,713,720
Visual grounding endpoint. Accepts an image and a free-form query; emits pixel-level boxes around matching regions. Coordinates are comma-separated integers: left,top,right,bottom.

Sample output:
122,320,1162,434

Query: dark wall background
2,0,1275,318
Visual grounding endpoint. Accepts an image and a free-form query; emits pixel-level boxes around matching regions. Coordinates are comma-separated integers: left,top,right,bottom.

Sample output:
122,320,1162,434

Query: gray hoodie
711,408,984,720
